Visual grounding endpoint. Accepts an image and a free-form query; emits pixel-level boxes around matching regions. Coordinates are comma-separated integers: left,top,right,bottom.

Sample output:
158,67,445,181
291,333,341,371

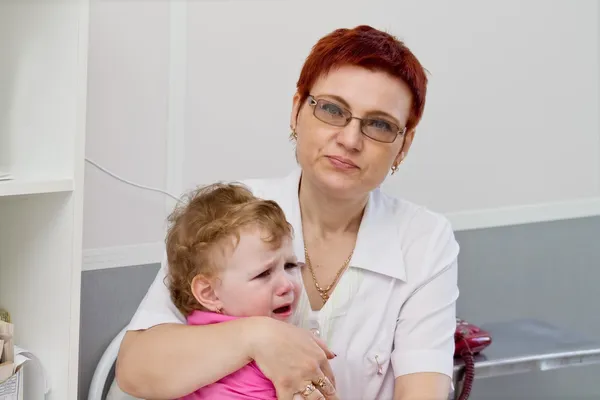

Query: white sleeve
391,218,459,379
127,253,185,331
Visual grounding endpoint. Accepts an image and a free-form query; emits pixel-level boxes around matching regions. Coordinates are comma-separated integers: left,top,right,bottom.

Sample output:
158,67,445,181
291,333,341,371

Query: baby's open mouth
273,305,291,314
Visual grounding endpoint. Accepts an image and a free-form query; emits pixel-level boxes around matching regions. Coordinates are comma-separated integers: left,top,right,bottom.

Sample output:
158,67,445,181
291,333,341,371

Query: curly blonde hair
165,182,293,317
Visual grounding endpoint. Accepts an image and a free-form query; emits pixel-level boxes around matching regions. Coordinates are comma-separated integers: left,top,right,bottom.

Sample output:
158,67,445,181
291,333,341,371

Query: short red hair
296,25,428,132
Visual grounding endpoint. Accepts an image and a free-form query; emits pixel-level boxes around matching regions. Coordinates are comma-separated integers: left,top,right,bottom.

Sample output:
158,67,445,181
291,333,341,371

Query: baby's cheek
285,268,303,300
292,279,302,298
244,299,272,317
289,266,303,282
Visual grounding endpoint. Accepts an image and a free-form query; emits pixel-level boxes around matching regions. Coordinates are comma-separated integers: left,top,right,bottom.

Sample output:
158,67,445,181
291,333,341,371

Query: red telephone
453,318,492,400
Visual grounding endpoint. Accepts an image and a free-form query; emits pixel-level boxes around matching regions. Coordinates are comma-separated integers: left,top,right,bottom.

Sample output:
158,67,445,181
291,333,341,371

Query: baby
165,182,302,400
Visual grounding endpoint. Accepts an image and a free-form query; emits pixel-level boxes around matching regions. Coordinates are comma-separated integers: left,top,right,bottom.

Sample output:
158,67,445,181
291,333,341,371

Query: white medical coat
128,168,460,400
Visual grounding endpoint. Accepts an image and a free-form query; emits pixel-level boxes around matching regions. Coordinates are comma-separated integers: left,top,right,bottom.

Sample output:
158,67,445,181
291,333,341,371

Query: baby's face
213,228,301,322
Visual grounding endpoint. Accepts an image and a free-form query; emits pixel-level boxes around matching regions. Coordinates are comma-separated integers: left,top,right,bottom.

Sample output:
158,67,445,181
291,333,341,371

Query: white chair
88,326,140,400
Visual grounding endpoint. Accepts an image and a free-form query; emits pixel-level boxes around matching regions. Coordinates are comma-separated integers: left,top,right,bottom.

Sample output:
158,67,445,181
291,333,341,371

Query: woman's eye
321,103,343,116
368,119,393,131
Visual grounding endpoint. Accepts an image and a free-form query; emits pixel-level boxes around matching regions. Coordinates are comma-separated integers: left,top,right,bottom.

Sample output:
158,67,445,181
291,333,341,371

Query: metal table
451,319,600,399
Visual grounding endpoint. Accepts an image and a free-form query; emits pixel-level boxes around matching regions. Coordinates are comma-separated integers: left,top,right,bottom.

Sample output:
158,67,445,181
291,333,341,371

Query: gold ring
313,376,335,395
301,383,316,397
313,377,327,388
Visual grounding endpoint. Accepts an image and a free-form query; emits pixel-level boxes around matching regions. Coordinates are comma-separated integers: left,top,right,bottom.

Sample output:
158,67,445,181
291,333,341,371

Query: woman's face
291,65,415,200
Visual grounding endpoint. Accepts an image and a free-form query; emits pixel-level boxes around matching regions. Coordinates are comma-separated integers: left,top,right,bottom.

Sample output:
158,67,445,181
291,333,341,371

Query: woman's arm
116,320,252,398
116,316,338,400
394,373,451,400
116,257,338,399
391,218,460,400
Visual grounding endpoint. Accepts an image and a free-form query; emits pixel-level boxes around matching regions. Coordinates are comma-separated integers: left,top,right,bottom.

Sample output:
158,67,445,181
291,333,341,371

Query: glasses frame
307,95,407,144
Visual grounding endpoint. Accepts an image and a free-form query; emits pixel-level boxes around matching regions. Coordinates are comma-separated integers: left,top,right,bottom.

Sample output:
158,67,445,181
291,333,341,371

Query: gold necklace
304,246,354,304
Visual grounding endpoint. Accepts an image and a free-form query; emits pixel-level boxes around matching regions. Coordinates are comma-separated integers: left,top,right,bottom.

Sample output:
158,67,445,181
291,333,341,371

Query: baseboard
83,242,164,271
82,197,600,271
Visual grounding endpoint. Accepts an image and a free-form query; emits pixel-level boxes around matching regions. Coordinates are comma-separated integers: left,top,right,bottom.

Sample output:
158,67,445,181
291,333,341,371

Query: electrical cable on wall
85,158,182,203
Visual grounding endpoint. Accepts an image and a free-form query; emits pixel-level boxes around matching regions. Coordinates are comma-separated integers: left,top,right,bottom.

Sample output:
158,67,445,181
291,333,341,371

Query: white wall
84,1,170,252
83,0,600,269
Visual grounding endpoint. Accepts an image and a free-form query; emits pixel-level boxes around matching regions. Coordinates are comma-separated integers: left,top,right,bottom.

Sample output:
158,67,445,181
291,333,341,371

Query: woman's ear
290,92,302,131
191,275,223,313
394,129,416,166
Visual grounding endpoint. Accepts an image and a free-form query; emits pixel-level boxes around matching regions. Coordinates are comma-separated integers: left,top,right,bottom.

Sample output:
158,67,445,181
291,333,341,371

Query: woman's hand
247,317,339,400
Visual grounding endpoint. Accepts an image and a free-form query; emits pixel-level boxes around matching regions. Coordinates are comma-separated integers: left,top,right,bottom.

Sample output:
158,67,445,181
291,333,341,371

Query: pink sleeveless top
177,311,277,400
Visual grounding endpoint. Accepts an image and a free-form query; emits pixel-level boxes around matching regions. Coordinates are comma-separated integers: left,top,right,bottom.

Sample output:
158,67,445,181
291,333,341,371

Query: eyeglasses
307,95,406,144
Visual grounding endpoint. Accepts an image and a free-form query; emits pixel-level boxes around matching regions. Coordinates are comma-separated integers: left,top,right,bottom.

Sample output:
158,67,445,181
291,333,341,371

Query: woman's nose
336,118,364,151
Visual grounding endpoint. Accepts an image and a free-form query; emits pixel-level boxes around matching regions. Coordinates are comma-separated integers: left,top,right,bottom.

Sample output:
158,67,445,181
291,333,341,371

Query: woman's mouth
326,155,359,170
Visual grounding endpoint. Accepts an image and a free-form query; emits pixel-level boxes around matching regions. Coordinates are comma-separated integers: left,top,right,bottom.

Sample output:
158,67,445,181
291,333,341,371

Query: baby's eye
284,262,299,269
255,269,272,279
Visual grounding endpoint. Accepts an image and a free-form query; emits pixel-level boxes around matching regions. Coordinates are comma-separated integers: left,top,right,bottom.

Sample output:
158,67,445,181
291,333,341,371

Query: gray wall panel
78,216,600,399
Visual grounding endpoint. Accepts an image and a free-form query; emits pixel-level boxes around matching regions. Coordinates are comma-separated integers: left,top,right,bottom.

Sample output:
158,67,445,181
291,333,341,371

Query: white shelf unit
0,1,89,399
0,178,74,197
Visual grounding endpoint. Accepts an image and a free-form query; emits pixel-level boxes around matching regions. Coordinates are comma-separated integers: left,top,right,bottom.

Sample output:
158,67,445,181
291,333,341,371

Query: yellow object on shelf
0,310,10,323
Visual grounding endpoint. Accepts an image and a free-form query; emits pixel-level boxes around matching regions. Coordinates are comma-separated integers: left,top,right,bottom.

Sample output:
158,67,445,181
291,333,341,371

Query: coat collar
278,168,407,281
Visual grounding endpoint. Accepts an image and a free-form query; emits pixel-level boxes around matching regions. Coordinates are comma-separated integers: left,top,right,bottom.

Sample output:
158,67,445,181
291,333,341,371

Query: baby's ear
191,275,222,313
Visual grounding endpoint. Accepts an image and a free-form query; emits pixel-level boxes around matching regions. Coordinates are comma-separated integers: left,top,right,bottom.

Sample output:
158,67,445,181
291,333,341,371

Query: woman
116,25,459,400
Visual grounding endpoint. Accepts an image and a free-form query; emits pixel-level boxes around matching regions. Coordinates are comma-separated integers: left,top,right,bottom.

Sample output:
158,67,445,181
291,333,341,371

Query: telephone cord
457,346,475,400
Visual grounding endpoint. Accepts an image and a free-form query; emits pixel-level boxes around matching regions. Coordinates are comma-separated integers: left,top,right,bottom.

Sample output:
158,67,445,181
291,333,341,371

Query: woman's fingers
291,381,335,400
308,333,336,389
312,376,336,397
249,318,338,400
311,334,336,360
276,366,338,400
292,384,324,400
316,358,336,391
293,392,325,400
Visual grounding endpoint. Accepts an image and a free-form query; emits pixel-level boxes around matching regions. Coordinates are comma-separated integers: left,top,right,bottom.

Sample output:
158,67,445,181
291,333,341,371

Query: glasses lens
362,119,401,143
310,97,404,143
313,100,348,127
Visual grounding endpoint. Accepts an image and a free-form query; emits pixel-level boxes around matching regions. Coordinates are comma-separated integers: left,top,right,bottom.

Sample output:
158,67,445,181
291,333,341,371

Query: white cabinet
0,1,89,399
